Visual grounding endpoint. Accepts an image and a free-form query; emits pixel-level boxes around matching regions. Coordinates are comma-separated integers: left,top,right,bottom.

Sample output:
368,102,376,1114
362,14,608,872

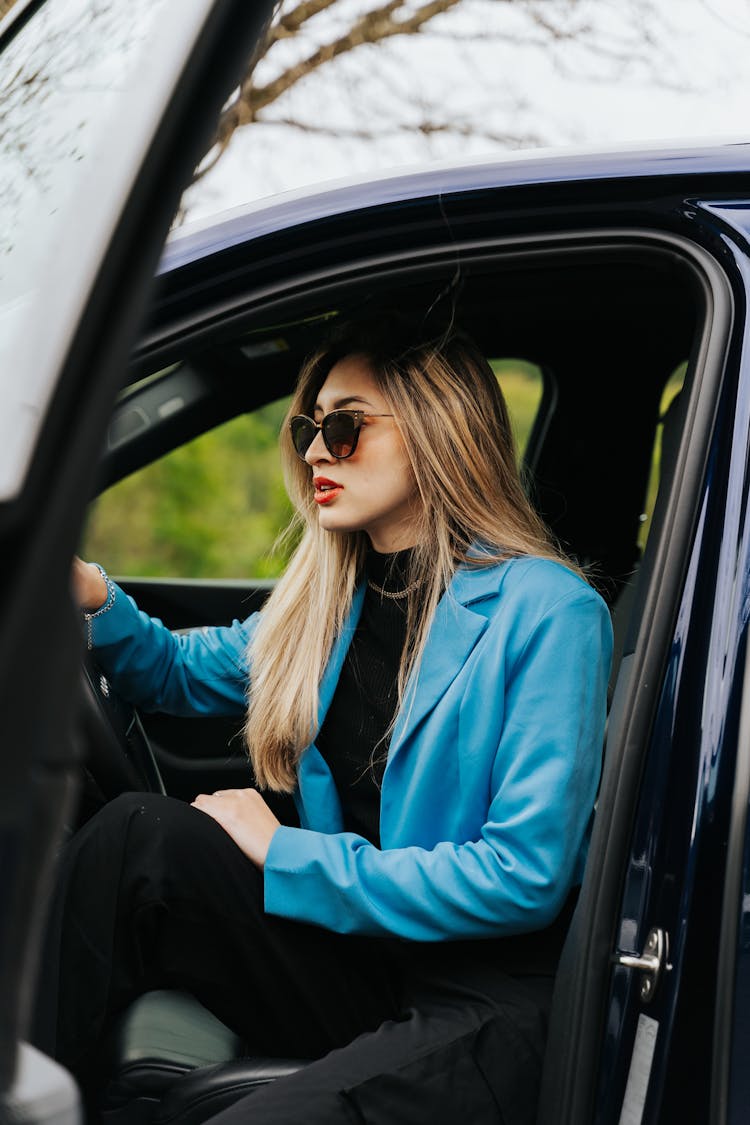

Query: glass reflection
0,0,159,308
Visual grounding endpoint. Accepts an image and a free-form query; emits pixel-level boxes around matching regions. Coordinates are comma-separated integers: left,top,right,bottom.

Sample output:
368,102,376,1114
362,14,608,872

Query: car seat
99,989,307,1123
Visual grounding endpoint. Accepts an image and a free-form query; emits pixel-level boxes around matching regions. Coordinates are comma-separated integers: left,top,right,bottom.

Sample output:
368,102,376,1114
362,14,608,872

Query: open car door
0,1,276,1119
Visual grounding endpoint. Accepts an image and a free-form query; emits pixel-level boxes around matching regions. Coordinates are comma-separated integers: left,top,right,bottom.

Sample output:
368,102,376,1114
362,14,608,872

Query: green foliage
83,399,297,579
491,359,543,458
637,363,687,550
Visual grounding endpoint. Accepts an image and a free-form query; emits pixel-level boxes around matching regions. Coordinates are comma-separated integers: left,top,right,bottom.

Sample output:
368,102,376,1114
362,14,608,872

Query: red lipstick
313,476,343,505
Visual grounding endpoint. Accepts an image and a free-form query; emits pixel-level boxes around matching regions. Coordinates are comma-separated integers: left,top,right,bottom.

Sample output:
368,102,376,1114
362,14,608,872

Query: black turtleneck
315,548,415,848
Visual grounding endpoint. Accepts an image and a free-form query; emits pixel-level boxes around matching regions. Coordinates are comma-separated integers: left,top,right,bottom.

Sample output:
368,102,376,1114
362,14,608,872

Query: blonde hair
244,313,578,791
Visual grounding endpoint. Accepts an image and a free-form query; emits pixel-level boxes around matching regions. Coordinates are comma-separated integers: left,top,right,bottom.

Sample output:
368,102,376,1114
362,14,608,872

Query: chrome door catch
614,927,670,1003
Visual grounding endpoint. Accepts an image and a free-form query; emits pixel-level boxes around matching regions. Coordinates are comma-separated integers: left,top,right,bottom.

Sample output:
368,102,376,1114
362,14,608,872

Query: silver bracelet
83,564,116,650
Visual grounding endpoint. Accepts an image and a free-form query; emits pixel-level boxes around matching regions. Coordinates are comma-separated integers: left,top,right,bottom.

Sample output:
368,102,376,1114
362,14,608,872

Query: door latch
614,927,670,1003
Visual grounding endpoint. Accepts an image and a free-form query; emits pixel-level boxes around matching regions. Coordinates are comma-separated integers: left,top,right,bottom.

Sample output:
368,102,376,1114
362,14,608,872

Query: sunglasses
289,410,394,461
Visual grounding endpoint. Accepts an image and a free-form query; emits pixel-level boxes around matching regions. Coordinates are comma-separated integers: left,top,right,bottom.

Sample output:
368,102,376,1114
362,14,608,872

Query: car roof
161,138,750,273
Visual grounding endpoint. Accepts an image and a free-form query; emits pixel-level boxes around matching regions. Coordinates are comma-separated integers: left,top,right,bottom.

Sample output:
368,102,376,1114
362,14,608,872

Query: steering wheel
79,654,166,798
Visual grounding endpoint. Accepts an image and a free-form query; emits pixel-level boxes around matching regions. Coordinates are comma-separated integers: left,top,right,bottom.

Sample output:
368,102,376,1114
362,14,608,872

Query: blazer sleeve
88,581,255,717
263,586,612,940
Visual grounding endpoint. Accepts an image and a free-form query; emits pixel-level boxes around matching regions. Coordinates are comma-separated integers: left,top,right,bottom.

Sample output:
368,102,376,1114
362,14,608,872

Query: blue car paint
161,142,750,273
595,201,750,1121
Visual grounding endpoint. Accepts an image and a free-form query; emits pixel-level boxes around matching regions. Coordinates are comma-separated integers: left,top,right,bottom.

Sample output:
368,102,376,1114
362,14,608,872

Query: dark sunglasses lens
290,416,316,458
324,412,358,458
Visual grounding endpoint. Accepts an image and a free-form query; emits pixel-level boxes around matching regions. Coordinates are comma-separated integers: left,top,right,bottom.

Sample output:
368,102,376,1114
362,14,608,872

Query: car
3,1,750,1123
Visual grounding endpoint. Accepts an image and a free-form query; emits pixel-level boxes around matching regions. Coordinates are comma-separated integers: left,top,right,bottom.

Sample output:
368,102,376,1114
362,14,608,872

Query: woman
36,313,612,1124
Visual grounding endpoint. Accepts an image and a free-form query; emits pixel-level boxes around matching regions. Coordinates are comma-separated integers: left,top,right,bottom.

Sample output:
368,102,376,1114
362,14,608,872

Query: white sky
181,0,750,223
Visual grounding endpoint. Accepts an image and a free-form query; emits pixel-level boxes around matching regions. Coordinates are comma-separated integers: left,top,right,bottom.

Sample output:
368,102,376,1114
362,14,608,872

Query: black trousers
33,793,564,1125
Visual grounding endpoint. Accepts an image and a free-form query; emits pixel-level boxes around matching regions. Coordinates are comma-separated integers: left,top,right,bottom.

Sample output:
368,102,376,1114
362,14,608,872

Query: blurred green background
83,397,295,579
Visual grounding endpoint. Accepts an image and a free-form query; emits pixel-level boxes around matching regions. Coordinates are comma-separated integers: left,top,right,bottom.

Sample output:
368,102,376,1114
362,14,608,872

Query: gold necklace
367,576,423,600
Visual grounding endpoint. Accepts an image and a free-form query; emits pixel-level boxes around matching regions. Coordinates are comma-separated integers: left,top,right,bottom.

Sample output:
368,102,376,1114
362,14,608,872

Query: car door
0,0,275,1118
537,199,749,1124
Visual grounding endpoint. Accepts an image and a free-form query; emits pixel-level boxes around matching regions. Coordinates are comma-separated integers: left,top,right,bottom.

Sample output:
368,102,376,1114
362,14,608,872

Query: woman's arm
75,559,255,717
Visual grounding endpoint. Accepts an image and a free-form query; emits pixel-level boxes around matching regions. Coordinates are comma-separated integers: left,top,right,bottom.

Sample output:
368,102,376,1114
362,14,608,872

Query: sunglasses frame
289,409,394,461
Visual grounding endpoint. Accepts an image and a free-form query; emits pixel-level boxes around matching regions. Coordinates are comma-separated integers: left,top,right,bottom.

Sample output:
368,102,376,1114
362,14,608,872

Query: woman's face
303,354,422,552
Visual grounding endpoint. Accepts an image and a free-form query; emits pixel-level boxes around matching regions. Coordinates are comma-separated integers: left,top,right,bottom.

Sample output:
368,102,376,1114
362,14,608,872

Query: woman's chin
317,507,355,534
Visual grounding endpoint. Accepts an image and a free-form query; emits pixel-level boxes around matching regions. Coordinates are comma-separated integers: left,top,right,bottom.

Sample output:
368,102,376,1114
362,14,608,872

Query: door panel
119,576,271,632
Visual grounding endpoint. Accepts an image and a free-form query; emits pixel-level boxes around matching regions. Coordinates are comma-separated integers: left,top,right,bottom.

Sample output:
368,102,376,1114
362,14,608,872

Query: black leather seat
100,990,308,1124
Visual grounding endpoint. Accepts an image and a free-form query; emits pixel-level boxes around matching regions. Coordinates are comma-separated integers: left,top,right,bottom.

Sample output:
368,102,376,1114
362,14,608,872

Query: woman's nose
304,428,333,465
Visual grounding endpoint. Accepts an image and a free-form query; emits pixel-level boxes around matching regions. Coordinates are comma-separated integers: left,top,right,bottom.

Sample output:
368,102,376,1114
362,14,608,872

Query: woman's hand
72,556,108,611
191,788,281,868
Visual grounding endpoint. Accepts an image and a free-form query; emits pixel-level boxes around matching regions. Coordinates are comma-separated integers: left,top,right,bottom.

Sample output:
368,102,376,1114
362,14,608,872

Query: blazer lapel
296,563,507,824
317,582,366,724
296,583,365,831
388,567,498,759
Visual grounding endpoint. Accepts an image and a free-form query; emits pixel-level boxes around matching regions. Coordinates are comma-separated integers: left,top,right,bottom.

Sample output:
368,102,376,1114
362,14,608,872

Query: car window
638,361,687,551
82,359,546,580
491,359,545,460
82,399,294,580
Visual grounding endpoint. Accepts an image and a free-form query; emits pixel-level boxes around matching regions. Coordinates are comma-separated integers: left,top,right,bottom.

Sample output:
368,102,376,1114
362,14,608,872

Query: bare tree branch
202,0,463,176
272,0,341,41
254,0,340,67
699,0,750,35
255,113,542,147
525,6,591,42
427,28,579,46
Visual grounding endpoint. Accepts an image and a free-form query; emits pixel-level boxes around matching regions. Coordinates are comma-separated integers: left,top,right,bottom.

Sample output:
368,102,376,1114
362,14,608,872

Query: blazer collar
314,560,510,766
449,559,510,606
298,582,365,830
389,568,498,756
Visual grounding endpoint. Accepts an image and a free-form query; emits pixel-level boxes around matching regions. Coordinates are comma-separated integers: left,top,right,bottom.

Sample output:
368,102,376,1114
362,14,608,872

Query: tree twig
230,112,541,146
213,0,462,153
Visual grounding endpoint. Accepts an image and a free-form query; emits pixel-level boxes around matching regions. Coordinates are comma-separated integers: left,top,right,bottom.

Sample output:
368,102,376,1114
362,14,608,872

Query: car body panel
582,201,750,1122
161,140,750,274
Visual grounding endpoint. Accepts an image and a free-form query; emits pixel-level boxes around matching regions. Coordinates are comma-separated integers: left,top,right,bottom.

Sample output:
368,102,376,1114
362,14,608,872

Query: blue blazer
92,556,612,942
